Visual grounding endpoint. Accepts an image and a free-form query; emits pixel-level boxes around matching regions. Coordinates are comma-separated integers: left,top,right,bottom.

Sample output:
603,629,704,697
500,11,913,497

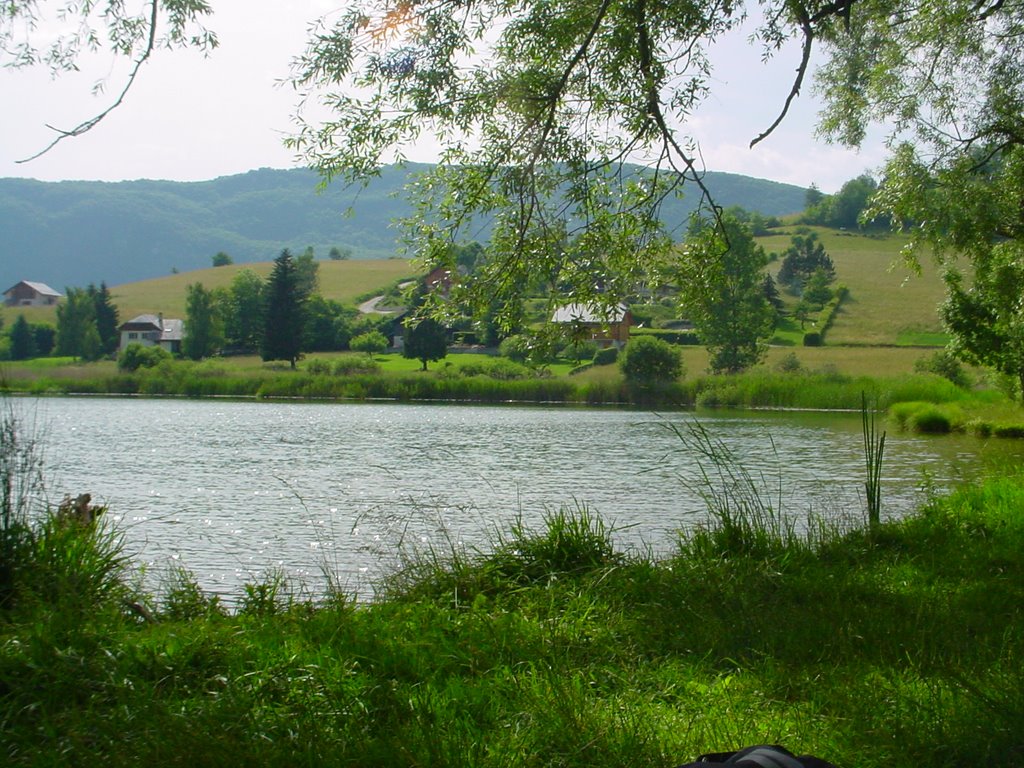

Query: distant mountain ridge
1,164,808,290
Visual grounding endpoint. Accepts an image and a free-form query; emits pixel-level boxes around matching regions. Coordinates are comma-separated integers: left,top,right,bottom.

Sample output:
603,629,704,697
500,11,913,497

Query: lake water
20,396,1024,601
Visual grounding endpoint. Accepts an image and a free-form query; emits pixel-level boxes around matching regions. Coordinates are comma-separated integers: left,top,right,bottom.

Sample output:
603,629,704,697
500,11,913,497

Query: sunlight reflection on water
27,396,1023,602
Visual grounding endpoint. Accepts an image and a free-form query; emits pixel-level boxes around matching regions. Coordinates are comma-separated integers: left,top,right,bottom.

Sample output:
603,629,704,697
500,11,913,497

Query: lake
20,396,1024,601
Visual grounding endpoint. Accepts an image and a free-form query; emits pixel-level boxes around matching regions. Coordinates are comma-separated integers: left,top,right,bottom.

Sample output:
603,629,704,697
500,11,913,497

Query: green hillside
757,227,948,346
1,165,809,291
2,228,947,351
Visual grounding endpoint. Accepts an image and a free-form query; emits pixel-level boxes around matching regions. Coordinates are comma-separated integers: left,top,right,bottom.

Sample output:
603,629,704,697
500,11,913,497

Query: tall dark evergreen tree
261,250,307,369
89,282,120,356
8,315,37,361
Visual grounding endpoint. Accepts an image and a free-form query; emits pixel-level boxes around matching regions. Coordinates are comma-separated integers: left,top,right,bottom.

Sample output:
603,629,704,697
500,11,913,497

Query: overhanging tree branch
16,0,160,163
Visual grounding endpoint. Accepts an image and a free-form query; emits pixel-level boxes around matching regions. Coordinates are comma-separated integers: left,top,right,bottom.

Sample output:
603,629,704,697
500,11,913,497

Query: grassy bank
2,447,1022,766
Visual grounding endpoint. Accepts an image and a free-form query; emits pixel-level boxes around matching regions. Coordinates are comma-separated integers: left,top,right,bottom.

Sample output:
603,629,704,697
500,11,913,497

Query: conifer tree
261,250,307,369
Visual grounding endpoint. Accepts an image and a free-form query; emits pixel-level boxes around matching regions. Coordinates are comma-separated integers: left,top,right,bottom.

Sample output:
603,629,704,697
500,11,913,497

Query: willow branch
17,0,159,163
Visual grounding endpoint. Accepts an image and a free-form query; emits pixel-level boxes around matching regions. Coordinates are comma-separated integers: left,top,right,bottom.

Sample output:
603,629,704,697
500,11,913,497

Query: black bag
675,744,839,768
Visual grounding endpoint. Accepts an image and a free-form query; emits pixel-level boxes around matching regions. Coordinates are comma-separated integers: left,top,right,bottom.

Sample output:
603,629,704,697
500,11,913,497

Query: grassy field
4,227,945,349
1,258,417,327
757,227,950,346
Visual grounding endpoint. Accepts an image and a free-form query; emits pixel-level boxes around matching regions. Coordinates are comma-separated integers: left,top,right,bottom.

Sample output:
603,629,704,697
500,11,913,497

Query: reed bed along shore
5,352,1024,437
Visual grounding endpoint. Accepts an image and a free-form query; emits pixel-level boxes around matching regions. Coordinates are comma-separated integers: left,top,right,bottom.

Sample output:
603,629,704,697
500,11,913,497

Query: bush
559,340,599,363
775,352,802,373
118,343,172,371
803,332,823,347
593,346,618,366
332,356,381,375
619,335,684,386
499,334,531,363
306,358,332,375
630,328,701,345
914,350,971,388
458,358,532,380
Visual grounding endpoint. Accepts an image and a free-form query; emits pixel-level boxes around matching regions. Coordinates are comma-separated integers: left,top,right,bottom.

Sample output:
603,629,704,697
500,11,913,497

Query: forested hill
1,164,807,290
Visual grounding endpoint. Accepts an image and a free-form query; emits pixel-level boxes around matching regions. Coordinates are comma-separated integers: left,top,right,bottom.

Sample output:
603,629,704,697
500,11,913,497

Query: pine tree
89,282,120,356
9,315,37,361
261,250,307,369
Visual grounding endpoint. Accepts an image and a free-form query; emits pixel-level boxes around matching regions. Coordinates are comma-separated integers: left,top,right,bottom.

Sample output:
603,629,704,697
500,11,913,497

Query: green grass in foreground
2,457,1023,767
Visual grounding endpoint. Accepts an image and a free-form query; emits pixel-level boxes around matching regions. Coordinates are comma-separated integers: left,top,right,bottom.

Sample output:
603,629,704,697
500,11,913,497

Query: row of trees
211,245,354,269
32,283,121,362
183,249,345,368
185,249,448,370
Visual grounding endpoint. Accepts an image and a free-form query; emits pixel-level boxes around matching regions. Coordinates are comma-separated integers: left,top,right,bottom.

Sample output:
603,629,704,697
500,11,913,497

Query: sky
0,2,888,193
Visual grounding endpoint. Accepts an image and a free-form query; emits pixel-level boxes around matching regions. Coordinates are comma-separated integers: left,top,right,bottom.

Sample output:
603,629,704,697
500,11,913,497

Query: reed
862,392,886,528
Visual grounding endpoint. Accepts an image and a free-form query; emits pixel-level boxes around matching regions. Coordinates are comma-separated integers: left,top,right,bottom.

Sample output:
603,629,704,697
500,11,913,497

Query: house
550,303,632,347
3,281,63,307
119,314,184,354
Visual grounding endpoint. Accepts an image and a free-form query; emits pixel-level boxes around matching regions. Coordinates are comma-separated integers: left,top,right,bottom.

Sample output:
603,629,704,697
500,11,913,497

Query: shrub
630,328,701,345
118,343,172,371
619,335,684,386
559,340,599,363
911,406,954,433
593,346,618,366
305,358,332,375
160,565,225,621
803,332,823,347
488,505,621,585
914,350,971,388
459,358,532,380
775,352,802,373
499,334,531,363
332,356,381,375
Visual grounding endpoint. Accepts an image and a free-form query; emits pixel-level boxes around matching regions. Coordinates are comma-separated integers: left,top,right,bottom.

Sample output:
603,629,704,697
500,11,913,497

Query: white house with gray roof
118,314,184,355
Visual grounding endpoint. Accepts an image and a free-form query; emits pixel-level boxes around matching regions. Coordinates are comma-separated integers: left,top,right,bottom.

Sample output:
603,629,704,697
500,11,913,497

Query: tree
619,336,683,388
350,331,389,359
261,250,307,369
183,282,223,360
212,252,233,267
673,216,775,374
762,274,785,326
804,184,825,211
286,0,917,325
223,268,265,352
403,318,448,371
941,247,1024,398
295,247,320,298
88,282,120,356
55,287,101,361
777,233,835,294
802,268,834,310
302,295,354,352
12,1,1020,375
8,316,37,361
328,246,351,261
33,325,55,356
2,2,216,160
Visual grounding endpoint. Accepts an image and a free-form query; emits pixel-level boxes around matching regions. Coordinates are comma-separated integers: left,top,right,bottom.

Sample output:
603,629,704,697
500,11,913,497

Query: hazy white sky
1,1,886,192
